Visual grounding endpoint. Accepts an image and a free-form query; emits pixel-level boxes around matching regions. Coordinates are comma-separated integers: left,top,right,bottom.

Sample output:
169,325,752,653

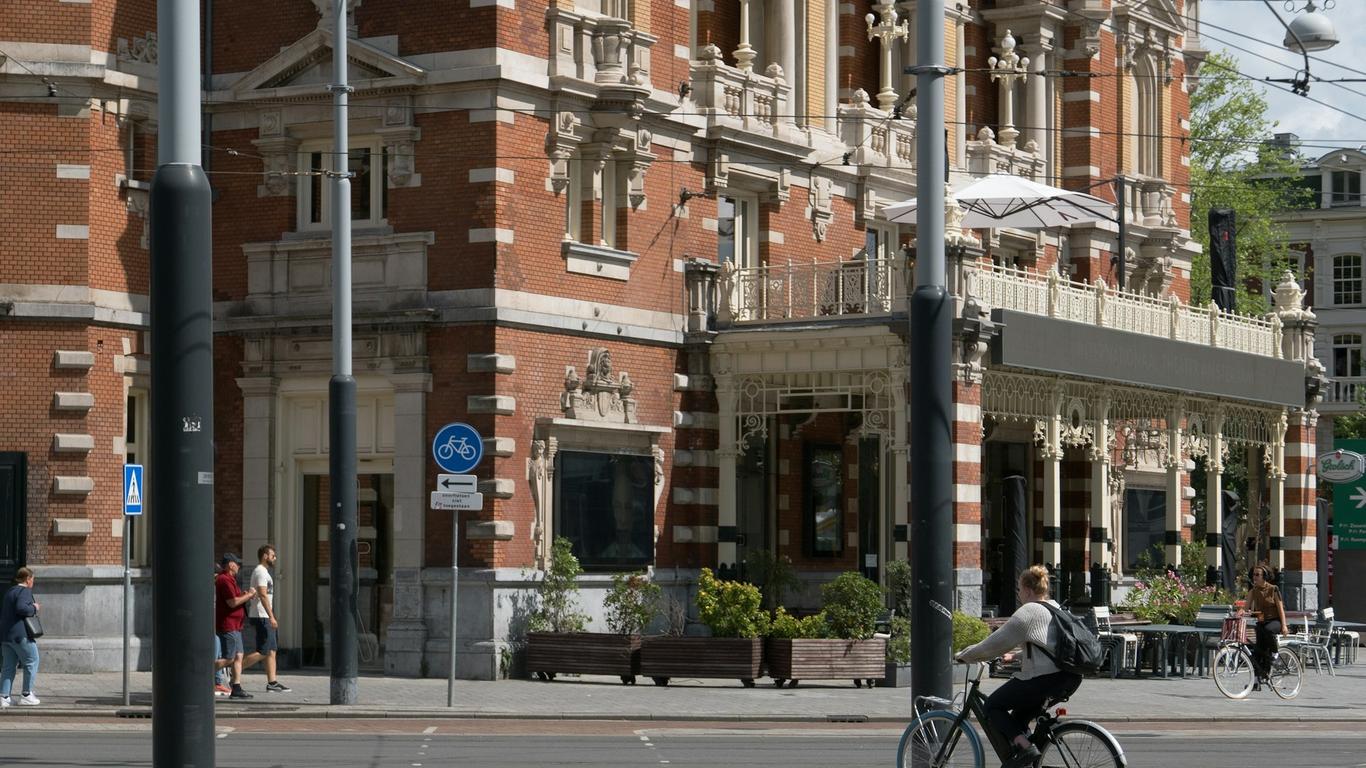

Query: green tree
1189,52,1312,314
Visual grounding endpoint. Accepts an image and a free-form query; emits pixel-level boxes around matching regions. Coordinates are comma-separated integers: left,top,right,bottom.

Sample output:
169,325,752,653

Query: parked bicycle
1212,616,1302,700
897,661,1126,768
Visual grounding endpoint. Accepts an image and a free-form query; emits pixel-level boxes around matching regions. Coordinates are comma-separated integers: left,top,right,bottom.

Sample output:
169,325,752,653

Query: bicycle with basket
1211,611,1302,700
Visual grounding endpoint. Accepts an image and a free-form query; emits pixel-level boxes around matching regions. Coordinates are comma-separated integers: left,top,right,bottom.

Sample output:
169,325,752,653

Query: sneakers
0,696,9,708
214,684,231,697
266,680,291,693
1001,744,1041,768
17,693,38,706
229,686,253,700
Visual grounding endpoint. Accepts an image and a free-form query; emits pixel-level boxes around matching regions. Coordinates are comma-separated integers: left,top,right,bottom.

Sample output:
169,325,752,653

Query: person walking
247,544,290,693
215,553,257,700
0,567,42,707
956,565,1083,768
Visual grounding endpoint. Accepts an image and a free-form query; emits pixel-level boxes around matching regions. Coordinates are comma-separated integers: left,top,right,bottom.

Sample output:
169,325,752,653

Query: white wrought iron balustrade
962,263,1282,358
720,257,903,323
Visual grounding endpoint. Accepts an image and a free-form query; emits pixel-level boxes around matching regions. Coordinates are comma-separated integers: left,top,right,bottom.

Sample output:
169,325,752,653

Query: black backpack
1028,602,1105,676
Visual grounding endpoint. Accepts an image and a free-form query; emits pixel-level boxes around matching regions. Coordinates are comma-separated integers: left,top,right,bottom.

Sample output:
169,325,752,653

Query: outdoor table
1127,624,1206,678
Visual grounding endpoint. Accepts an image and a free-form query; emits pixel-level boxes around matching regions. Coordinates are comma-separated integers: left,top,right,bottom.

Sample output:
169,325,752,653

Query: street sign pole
448,512,459,707
122,464,143,709
123,512,131,707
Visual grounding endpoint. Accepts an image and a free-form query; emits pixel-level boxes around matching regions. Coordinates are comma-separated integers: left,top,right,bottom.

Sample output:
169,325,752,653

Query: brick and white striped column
952,381,983,616
1281,410,1318,609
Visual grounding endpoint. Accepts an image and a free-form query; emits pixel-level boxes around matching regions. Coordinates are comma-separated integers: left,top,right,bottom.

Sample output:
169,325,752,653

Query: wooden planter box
639,636,763,686
525,632,641,684
765,637,887,688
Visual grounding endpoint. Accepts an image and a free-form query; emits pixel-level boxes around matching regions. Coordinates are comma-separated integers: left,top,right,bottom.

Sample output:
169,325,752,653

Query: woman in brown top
1241,562,1289,688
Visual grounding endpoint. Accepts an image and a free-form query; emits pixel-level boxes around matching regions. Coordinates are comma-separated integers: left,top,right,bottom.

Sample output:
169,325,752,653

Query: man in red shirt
214,553,257,700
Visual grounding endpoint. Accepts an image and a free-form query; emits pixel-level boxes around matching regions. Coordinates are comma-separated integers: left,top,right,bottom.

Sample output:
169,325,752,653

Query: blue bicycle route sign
432,422,483,474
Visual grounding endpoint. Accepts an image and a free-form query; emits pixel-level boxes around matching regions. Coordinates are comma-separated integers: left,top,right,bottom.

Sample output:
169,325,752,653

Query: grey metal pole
122,514,130,707
150,0,215,763
908,0,954,704
328,0,360,706
1115,176,1127,291
447,513,459,706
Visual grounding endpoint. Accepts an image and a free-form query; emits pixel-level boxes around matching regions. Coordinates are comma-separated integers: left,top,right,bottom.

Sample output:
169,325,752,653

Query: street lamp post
908,0,955,704
1262,0,1339,95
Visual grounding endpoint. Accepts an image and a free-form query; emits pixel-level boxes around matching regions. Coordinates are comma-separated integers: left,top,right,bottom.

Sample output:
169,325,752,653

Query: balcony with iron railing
713,256,906,325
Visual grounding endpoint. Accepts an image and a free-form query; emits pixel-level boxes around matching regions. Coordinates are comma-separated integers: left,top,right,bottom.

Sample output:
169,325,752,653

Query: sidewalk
9,662,1366,722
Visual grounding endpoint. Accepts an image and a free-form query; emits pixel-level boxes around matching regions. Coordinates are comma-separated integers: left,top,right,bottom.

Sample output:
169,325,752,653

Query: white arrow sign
437,473,477,491
1351,487,1366,510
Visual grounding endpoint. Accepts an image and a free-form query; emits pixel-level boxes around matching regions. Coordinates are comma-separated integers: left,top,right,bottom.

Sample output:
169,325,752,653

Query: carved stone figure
561,349,638,423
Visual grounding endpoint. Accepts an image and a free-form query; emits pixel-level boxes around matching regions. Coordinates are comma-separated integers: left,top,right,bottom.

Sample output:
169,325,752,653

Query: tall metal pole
328,0,360,705
908,0,954,703
122,514,130,707
447,514,459,707
1115,175,1127,291
150,0,215,764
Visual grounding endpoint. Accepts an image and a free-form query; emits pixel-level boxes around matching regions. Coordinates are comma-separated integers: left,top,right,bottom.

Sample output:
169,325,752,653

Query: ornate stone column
716,375,739,569
988,30,1029,149
734,0,756,72
236,375,279,558
1164,403,1184,566
1269,411,1288,573
1025,36,1050,167
1040,385,1063,567
1088,392,1111,570
386,372,431,677
866,0,909,112
1206,412,1225,577
765,0,797,89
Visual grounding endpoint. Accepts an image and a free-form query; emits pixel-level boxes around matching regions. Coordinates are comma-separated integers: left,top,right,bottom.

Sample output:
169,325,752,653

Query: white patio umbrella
883,174,1114,230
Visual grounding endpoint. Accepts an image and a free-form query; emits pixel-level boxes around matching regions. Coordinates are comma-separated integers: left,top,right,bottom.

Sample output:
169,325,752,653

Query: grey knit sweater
957,600,1062,679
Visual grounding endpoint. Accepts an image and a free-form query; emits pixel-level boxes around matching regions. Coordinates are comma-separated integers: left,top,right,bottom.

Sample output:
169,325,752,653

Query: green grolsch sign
1329,440,1366,550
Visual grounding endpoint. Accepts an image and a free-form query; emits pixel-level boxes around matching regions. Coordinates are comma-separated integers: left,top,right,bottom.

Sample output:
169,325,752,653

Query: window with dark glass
1124,488,1166,570
1332,170,1361,207
805,444,843,556
1333,333,1363,378
1333,254,1363,305
555,451,654,570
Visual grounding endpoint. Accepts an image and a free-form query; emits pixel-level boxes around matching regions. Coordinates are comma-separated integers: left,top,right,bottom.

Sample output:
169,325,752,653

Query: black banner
1209,208,1237,312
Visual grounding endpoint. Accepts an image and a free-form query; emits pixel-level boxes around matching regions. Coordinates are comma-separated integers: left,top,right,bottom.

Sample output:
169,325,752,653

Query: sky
1199,0,1366,154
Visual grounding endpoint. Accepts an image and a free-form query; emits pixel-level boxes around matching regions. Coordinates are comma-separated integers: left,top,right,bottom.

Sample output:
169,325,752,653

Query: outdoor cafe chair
1092,606,1138,675
1283,609,1334,676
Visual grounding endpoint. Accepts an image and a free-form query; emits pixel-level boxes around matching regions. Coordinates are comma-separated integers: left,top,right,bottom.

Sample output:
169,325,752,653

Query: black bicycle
896,661,1126,768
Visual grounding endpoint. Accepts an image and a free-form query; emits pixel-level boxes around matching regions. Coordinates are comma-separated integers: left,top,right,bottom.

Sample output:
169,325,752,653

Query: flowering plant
1117,571,1235,625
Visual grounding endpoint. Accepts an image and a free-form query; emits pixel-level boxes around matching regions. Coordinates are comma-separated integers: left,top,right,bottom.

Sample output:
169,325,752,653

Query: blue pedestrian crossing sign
123,464,144,516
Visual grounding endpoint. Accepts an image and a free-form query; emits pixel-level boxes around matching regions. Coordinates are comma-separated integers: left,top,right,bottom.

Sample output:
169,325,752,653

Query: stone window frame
296,137,390,232
718,193,759,270
1331,169,1361,208
1332,332,1363,379
1332,253,1363,307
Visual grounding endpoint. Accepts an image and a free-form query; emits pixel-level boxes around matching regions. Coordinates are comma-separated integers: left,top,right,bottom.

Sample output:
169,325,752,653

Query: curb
6,707,1366,725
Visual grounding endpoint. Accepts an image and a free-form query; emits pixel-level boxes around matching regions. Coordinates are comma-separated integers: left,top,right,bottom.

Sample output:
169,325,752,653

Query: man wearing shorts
247,544,290,693
214,553,256,700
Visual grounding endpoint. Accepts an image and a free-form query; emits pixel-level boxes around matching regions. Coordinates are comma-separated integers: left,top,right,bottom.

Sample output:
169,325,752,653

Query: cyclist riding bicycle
1241,562,1289,691
956,565,1082,768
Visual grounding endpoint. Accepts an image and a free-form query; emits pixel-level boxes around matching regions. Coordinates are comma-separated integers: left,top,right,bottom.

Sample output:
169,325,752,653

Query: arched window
1333,254,1363,305
1134,55,1161,178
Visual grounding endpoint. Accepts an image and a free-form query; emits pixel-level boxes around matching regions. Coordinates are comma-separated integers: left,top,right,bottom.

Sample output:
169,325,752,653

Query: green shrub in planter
886,616,911,664
604,572,662,635
821,572,883,640
527,537,588,634
697,567,769,638
767,607,829,639
884,559,913,619
952,611,989,653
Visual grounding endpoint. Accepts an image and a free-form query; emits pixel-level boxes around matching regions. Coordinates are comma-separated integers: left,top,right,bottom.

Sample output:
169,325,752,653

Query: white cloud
1198,0,1366,152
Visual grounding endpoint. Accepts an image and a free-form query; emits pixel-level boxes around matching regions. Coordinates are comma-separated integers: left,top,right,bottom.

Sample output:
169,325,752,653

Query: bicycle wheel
1212,645,1255,699
1268,650,1303,699
1038,722,1124,768
897,711,984,768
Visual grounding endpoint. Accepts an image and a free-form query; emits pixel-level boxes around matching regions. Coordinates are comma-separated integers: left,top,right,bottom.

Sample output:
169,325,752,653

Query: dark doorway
0,453,25,585
736,432,769,568
858,437,880,582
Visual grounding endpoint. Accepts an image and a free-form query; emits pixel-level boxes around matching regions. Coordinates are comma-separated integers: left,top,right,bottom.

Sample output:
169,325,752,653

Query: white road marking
423,726,437,734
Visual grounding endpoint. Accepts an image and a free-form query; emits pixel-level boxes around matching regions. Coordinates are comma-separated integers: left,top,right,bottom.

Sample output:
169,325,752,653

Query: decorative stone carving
561,348,638,423
652,445,664,486
529,439,551,568
987,30,1029,148
117,33,157,65
809,176,834,242
1061,397,1094,448
312,0,362,32
252,135,300,198
953,295,996,384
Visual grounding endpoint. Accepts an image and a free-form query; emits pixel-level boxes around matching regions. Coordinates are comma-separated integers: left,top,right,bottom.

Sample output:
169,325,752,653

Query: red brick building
1,0,1324,677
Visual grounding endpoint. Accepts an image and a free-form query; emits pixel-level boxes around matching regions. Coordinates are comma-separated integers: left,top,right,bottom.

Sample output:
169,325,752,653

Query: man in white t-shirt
245,544,290,693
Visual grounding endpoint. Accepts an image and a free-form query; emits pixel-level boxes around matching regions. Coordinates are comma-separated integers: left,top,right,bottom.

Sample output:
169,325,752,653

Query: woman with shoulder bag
0,567,42,706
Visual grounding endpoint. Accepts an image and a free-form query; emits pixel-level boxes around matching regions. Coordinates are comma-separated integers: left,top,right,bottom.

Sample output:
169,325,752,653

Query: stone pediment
1119,0,1183,38
231,28,425,100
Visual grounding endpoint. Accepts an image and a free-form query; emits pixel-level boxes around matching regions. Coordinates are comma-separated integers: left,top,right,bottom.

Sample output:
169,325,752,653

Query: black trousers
1253,620,1282,678
983,671,1082,747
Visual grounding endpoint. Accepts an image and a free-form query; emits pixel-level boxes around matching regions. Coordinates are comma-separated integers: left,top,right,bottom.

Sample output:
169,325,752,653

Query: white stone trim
53,392,95,410
953,483,981,503
54,351,95,369
467,395,515,414
484,437,516,456
1062,166,1101,177
468,168,514,184
478,478,516,498
672,524,719,543
470,0,515,6
53,433,94,452
674,44,690,61
760,230,785,244
954,523,982,542
56,164,90,179
467,353,516,373
52,518,93,536
56,225,89,240
53,476,94,494
1062,91,1101,102
469,228,514,244
954,444,980,463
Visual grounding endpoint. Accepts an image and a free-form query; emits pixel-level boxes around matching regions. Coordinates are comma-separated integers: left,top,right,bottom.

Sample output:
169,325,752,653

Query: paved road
3,719,1365,767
